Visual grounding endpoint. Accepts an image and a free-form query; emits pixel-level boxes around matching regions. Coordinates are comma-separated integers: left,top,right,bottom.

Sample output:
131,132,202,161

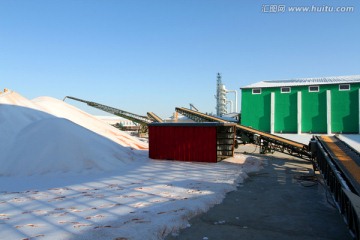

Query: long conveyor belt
175,107,311,158
64,96,152,125
64,96,152,134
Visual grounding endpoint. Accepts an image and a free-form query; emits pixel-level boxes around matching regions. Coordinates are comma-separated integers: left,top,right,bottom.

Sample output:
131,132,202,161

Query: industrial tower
215,73,227,116
215,73,239,116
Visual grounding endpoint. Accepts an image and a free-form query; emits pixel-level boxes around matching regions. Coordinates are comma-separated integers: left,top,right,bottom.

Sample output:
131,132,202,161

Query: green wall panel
301,87,327,133
331,83,359,133
274,90,297,133
241,88,271,132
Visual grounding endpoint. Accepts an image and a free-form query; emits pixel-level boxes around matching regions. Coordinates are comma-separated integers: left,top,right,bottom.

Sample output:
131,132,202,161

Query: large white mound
0,118,136,176
0,90,148,176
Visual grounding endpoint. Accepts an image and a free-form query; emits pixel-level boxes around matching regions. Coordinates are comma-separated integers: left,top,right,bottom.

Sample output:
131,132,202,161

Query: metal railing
315,137,360,239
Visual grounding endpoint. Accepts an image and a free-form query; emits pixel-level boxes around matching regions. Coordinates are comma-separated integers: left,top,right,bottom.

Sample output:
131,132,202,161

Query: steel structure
64,96,152,133
189,103,199,111
175,107,311,159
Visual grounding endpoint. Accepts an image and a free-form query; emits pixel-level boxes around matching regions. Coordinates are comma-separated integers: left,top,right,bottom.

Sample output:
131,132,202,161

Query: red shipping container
148,123,235,163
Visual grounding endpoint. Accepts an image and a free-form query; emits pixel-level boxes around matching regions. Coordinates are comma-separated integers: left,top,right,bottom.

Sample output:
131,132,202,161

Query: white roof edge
241,74,360,89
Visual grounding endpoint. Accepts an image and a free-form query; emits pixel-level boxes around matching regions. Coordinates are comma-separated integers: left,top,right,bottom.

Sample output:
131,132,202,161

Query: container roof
241,75,360,89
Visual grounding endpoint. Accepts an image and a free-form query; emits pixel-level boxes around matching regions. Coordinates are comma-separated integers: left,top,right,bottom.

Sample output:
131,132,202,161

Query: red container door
149,125,217,162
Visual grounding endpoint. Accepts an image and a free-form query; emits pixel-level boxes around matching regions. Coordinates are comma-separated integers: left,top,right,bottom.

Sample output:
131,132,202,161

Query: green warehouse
241,75,360,134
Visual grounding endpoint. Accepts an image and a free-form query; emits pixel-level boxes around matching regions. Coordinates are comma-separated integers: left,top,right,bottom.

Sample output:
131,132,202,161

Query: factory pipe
225,89,238,113
226,100,233,113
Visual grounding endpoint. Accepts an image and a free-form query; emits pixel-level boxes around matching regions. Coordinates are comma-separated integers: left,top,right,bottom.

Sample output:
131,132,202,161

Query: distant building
95,116,136,126
95,116,139,131
241,75,360,134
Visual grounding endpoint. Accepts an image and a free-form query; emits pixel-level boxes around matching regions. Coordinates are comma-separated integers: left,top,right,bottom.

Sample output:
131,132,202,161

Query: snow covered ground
0,155,261,240
0,90,263,240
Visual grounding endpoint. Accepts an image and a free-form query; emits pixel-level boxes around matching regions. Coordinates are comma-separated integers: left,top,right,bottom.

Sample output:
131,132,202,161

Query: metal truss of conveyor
64,96,152,133
147,112,163,123
314,136,360,239
175,107,311,159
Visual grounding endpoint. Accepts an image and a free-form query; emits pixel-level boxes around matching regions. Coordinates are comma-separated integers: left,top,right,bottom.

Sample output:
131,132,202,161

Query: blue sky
1,0,359,118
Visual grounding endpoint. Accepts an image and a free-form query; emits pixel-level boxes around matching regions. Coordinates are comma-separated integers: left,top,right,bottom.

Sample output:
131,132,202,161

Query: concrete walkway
165,146,352,240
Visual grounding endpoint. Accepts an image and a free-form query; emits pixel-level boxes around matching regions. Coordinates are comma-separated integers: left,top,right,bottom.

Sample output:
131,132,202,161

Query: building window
309,86,319,92
252,88,261,94
281,87,291,93
339,84,350,91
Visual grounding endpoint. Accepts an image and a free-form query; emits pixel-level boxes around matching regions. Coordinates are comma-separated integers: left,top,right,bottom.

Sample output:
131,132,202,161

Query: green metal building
241,75,360,134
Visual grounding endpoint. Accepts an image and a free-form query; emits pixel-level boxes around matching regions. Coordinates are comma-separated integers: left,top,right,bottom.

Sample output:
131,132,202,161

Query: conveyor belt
64,96,152,125
64,96,152,134
175,107,311,158
147,112,163,123
318,135,360,194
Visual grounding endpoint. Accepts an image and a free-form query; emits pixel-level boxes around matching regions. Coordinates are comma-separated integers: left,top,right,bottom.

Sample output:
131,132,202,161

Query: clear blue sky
1,0,359,118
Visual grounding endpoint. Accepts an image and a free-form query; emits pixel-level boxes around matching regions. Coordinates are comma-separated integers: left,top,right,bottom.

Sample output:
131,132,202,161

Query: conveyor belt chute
147,112,163,123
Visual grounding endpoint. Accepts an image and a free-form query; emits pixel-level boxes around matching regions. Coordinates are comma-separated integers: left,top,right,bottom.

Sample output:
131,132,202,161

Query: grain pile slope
33,96,147,150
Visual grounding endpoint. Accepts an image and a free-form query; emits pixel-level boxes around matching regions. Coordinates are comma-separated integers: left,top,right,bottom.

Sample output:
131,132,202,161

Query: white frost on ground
0,90,263,240
276,133,360,151
338,134,360,151
274,134,314,145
